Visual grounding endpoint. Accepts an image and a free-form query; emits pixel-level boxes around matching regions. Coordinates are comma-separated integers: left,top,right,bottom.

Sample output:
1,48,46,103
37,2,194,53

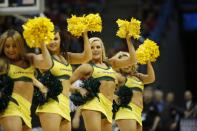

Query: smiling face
47,32,61,54
91,40,103,61
0,29,25,61
89,37,107,62
3,37,20,60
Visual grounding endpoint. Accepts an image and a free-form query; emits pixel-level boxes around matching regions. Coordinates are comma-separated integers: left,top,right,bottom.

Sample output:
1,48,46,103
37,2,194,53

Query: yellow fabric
36,93,71,121
115,76,144,126
99,93,112,123
81,93,112,123
115,102,143,126
91,64,117,81
125,76,144,90
8,64,34,80
0,93,32,128
50,59,72,79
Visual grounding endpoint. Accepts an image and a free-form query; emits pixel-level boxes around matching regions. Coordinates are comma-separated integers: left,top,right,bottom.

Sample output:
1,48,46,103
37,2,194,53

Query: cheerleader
0,29,52,131
114,51,155,131
70,35,136,131
36,26,92,131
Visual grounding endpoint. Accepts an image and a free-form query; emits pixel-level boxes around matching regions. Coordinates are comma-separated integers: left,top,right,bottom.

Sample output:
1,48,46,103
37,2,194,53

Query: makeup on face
4,37,20,60
47,32,61,53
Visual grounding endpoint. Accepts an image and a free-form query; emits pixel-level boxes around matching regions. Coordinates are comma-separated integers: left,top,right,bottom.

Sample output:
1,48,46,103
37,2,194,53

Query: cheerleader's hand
113,94,119,104
40,86,48,98
78,88,88,97
126,32,131,41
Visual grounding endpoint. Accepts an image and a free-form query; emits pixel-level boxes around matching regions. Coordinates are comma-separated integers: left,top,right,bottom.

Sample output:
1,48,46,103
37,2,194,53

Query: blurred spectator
154,89,165,113
183,90,196,118
143,87,161,131
166,92,174,104
161,92,181,131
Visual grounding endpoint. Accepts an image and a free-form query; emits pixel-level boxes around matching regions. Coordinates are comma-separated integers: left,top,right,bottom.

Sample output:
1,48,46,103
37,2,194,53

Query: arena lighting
0,0,44,15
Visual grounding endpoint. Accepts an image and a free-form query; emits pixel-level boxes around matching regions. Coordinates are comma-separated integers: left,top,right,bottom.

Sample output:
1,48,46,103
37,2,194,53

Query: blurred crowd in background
141,87,197,131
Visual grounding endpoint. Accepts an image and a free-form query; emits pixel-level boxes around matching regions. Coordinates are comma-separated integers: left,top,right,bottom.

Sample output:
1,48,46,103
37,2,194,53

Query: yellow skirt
81,93,112,123
115,102,142,126
0,93,32,128
36,93,71,121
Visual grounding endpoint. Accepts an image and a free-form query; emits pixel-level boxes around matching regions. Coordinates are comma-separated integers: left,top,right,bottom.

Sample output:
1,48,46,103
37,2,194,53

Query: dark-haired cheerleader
36,27,92,131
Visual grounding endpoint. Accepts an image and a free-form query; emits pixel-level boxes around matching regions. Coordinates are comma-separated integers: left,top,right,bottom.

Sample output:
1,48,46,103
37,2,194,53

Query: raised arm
26,43,52,70
108,35,137,68
126,35,137,64
67,32,92,64
137,61,155,84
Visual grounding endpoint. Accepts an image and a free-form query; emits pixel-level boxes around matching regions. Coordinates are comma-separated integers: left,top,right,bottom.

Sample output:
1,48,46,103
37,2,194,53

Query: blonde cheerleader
114,51,155,131
70,34,136,131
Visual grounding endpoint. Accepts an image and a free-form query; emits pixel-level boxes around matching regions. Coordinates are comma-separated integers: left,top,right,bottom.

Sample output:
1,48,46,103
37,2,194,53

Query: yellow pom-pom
136,46,151,64
116,17,141,39
67,15,86,37
143,39,160,62
136,39,160,64
85,13,102,32
67,13,102,37
116,19,130,38
129,18,141,39
22,17,54,48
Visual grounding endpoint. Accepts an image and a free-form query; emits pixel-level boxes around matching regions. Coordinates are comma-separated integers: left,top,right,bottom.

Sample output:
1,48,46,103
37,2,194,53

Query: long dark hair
54,26,71,59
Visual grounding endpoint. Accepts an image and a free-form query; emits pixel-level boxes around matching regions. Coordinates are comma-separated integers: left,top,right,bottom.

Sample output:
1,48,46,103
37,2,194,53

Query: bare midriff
13,81,34,102
131,91,143,109
99,80,116,102
61,79,71,97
